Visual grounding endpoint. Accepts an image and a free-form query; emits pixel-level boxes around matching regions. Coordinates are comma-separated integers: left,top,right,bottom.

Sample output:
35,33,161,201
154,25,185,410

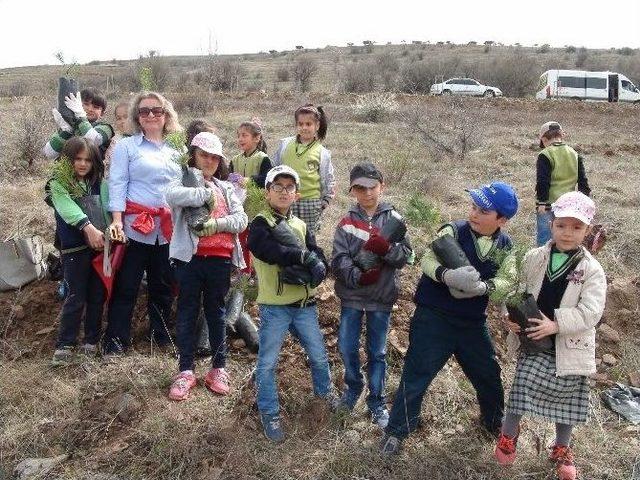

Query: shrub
9,98,50,170
476,54,540,97
617,47,635,56
353,92,398,123
276,66,290,82
171,92,213,116
340,61,377,93
376,52,400,91
536,43,551,54
197,57,245,92
404,193,441,234
575,47,589,68
291,56,318,92
398,61,438,94
565,45,577,53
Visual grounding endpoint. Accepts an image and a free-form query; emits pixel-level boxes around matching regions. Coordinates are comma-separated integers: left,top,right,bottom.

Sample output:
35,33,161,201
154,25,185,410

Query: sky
1,0,639,69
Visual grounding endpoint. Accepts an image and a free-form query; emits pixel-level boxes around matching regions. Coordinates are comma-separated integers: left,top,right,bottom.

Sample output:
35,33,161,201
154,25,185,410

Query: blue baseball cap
466,181,519,219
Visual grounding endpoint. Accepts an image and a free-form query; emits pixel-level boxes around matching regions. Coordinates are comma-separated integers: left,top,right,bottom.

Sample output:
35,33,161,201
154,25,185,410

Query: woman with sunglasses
104,91,183,355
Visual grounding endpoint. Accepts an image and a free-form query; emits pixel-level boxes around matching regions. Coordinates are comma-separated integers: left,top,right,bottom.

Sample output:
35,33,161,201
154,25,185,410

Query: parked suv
430,78,502,97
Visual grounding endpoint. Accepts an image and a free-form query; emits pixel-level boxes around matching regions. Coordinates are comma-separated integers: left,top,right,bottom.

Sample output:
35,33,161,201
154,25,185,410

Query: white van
535,70,640,103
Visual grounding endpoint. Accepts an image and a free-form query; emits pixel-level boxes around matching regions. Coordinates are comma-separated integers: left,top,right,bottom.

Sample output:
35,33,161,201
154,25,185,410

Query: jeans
103,239,174,353
338,306,391,411
174,256,231,371
536,210,553,246
56,249,105,348
255,304,332,415
386,306,504,439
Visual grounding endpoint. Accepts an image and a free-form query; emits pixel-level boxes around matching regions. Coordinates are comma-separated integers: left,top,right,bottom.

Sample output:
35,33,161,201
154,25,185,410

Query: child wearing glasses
165,132,248,401
272,104,335,233
247,165,337,443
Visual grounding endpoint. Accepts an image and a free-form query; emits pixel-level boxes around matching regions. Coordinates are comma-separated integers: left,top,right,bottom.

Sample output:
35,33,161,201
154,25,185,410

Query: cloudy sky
1,0,639,68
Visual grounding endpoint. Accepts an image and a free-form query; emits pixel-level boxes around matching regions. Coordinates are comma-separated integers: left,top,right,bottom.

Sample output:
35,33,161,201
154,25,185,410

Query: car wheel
442,90,452,96
484,90,495,97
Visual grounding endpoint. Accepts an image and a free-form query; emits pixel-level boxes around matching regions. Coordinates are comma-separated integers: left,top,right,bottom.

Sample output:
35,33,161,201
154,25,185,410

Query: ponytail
294,104,328,141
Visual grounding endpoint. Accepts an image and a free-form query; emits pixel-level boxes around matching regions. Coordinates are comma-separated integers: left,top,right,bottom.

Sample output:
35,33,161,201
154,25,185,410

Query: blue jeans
174,256,231,371
338,306,391,411
536,210,553,246
386,306,504,439
256,304,332,415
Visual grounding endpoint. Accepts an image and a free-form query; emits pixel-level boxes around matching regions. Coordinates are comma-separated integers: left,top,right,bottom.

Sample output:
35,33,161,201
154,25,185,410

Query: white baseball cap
551,191,595,225
265,165,300,188
191,132,226,159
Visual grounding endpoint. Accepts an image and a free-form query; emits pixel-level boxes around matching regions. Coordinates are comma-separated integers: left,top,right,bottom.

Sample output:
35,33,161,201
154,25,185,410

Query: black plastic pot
182,166,211,231
58,77,79,126
223,288,244,333
506,293,554,354
431,235,471,269
76,195,107,232
354,212,407,270
235,312,259,353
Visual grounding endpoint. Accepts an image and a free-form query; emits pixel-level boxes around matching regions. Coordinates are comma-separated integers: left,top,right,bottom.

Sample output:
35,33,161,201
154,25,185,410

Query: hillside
1,49,640,479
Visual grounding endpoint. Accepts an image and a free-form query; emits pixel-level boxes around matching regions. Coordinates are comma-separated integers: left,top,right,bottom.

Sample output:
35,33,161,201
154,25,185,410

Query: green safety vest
281,140,322,200
541,142,579,203
232,150,268,179
252,210,316,305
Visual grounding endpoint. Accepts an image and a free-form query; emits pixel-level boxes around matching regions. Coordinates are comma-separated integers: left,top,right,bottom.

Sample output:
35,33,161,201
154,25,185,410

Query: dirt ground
1,92,640,479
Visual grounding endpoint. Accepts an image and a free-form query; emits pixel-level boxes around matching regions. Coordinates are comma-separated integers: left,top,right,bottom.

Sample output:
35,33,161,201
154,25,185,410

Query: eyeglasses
138,107,165,117
270,184,297,194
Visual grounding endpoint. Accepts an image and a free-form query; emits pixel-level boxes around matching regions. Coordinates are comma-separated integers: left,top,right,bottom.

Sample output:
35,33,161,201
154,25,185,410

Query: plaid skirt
506,351,590,425
291,198,323,233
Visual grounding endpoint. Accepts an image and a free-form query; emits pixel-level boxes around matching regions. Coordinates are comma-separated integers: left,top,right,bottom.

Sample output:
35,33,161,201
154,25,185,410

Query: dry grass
1,91,639,479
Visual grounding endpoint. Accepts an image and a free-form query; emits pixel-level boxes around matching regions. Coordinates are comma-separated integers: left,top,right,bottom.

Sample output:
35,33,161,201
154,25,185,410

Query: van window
621,80,638,92
538,73,548,90
558,76,586,88
586,77,606,89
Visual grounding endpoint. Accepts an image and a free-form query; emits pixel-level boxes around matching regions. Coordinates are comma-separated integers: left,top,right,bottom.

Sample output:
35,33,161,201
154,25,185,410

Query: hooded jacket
331,202,413,312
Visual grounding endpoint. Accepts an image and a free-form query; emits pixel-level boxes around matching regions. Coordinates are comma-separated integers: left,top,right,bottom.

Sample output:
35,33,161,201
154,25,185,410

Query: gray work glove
449,280,488,299
442,265,481,291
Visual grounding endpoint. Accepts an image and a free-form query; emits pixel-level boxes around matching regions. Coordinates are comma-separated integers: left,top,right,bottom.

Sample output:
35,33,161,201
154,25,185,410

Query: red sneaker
494,432,518,466
168,372,197,401
550,445,577,480
204,368,230,395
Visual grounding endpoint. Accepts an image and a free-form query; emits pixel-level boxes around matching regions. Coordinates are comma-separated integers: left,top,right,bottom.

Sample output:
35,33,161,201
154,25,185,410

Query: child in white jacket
165,132,247,401
494,191,606,480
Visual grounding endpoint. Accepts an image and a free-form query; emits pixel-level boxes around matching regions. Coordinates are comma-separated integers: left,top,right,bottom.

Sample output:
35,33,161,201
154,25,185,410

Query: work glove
449,280,488,299
195,218,217,237
64,91,86,121
442,265,480,291
363,234,391,256
358,267,381,286
302,250,327,288
52,108,73,133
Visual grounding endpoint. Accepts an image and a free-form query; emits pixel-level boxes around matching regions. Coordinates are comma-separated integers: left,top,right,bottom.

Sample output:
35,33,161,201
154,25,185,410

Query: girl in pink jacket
494,191,606,480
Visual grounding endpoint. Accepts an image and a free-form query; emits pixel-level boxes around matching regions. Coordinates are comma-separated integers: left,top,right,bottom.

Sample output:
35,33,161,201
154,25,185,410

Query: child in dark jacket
380,181,519,455
50,137,110,365
248,165,336,443
331,163,413,428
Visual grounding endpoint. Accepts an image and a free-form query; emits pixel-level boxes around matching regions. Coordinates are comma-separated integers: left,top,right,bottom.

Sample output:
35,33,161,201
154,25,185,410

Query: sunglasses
138,106,166,117
270,184,297,194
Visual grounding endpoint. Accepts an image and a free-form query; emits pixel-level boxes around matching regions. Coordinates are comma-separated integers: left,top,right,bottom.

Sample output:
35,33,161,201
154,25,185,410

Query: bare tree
291,56,318,92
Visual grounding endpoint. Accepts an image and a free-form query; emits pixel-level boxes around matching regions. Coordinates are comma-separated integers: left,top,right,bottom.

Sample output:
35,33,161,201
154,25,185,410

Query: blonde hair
127,91,182,136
